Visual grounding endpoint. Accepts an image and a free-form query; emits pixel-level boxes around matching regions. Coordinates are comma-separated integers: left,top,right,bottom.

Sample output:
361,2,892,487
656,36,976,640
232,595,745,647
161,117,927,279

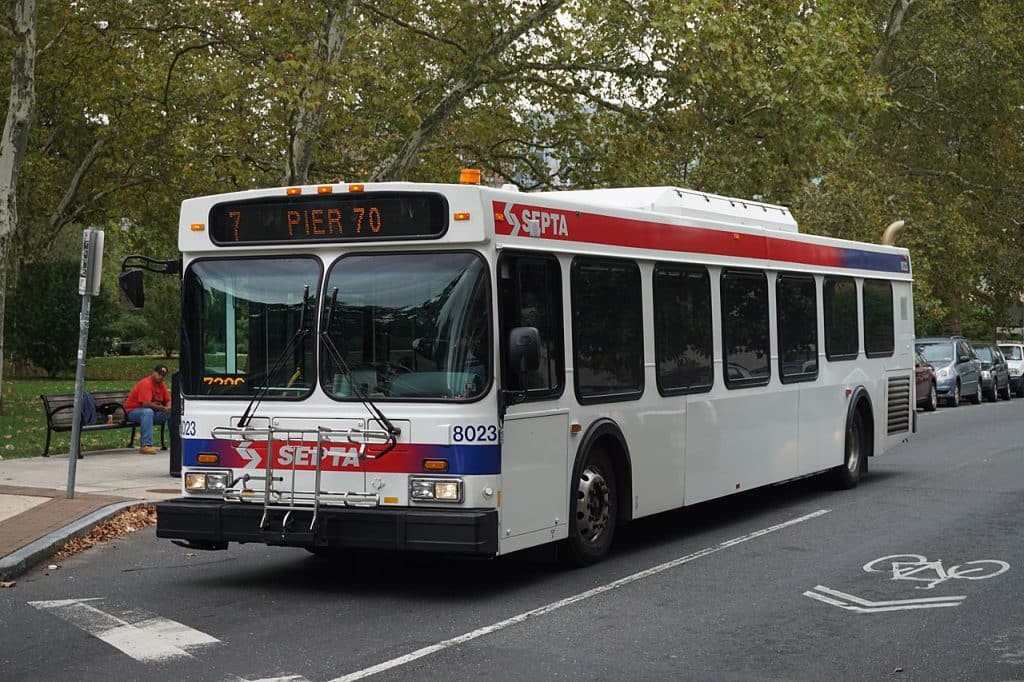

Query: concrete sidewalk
0,448,181,580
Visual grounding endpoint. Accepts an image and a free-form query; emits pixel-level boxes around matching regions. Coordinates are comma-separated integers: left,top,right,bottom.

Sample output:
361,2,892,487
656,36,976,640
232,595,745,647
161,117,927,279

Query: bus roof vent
542,186,798,233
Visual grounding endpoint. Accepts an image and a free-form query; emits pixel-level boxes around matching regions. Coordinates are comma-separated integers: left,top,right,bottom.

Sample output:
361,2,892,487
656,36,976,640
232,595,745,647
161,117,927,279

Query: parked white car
997,341,1024,397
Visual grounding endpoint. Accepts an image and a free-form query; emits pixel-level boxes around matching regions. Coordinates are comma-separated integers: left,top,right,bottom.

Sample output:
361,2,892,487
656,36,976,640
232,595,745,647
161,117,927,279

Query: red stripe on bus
494,202,847,269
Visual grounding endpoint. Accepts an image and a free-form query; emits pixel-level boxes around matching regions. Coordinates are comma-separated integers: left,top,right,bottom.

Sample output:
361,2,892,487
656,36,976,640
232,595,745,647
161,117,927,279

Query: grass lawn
0,356,178,460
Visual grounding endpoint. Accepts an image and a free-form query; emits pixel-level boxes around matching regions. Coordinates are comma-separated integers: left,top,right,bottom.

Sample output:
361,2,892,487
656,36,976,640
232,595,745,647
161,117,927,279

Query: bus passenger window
572,257,643,401
824,277,858,360
863,280,894,358
653,264,712,394
777,275,818,382
721,269,770,388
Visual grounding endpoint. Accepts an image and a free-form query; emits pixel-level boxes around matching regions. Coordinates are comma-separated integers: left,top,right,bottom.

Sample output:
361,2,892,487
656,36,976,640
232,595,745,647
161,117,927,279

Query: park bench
39,390,166,457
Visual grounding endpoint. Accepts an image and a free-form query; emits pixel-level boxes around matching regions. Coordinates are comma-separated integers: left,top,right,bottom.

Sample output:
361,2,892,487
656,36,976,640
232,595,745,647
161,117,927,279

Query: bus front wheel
565,449,617,566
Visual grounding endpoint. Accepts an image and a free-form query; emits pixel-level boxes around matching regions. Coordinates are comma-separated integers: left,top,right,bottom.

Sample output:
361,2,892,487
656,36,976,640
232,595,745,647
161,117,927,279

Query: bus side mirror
508,326,540,387
119,269,145,309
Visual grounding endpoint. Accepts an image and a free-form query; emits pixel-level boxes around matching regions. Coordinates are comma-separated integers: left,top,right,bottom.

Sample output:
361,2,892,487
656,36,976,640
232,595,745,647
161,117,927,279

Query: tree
0,0,36,409
796,0,1024,336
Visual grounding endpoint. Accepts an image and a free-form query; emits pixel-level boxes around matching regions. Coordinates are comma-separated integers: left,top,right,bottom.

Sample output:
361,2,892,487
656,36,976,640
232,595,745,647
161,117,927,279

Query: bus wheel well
854,396,875,459
575,420,633,526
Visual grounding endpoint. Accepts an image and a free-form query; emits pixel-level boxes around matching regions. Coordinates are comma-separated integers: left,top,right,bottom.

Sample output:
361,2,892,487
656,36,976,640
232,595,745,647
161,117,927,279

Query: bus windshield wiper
237,286,311,428
320,286,400,458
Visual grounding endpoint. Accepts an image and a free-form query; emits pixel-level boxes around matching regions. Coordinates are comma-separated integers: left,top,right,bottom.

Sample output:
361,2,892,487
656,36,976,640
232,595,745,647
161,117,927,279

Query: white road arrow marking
29,598,219,662
237,440,261,469
803,585,965,613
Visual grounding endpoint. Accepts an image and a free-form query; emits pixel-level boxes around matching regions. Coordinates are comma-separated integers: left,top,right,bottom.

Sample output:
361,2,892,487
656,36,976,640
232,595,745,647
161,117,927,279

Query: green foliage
795,0,1024,337
142,275,180,357
7,260,116,377
0,0,1021,356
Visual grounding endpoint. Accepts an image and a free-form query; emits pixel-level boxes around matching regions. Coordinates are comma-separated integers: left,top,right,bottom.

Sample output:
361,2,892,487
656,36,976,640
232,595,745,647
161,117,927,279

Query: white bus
145,172,915,564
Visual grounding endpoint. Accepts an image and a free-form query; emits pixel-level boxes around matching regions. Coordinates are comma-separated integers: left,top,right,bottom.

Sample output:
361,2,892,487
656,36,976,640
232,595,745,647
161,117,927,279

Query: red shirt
125,377,171,412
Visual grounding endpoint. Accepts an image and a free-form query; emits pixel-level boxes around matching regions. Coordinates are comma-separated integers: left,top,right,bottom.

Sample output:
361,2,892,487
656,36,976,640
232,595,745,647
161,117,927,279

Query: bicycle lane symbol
804,555,1010,613
863,554,1010,590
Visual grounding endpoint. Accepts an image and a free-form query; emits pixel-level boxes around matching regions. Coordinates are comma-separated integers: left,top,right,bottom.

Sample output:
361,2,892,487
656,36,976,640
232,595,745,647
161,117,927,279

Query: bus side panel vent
886,375,911,435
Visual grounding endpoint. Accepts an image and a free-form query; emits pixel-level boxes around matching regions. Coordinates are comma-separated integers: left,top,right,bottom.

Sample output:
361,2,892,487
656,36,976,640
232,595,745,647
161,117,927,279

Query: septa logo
502,203,570,238
233,440,366,470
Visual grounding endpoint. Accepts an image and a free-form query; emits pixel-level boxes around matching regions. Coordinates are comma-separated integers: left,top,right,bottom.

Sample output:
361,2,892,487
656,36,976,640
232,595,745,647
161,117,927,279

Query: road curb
0,500,145,581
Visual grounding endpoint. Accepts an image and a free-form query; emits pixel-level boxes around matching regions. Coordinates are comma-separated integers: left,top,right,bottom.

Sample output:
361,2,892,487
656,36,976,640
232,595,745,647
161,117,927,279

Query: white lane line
329,508,830,682
29,598,219,662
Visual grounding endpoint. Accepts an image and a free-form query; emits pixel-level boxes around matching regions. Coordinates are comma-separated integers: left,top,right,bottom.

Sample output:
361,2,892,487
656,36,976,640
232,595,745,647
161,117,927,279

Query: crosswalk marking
29,598,219,662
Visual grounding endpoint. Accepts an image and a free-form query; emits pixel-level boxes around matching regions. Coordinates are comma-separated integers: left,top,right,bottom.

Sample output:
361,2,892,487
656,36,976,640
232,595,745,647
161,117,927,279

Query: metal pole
66,292,92,498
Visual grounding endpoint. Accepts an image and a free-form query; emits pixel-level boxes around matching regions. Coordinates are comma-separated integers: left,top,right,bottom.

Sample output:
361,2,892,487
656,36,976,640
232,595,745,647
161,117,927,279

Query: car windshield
975,346,993,362
320,252,490,401
999,345,1022,360
917,343,952,364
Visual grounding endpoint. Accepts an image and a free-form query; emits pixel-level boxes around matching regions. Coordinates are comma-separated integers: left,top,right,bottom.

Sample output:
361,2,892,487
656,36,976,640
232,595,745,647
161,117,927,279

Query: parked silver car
915,337,982,407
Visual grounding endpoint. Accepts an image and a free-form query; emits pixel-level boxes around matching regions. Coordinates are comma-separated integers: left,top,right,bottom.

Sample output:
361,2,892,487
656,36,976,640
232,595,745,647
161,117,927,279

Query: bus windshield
182,257,320,397
320,252,490,401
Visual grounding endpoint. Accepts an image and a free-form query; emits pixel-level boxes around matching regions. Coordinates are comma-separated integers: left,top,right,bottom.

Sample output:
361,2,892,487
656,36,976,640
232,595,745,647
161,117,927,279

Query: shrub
7,260,117,377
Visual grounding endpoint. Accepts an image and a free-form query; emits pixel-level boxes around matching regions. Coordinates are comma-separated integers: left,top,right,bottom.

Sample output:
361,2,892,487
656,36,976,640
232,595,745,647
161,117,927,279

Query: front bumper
156,499,499,555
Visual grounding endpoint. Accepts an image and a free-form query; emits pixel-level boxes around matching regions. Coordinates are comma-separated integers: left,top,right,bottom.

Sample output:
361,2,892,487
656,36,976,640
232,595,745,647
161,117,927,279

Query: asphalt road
2,398,1023,682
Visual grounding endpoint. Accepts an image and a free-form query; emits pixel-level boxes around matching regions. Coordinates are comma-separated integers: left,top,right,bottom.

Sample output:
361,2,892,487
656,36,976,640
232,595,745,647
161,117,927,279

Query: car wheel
985,382,997,402
1000,380,1012,401
924,382,937,412
970,381,983,405
947,382,960,407
1017,382,1024,398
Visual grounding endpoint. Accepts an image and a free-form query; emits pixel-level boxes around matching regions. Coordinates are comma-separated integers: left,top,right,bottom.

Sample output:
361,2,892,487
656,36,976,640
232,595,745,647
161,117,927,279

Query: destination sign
209,192,448,245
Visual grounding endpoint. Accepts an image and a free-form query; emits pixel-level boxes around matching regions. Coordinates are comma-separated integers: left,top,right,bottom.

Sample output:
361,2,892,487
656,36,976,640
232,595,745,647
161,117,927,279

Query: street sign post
67,227,104,498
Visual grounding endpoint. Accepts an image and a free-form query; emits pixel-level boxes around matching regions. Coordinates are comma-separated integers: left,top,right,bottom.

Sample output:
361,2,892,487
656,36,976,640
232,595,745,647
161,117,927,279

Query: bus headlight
185,470,231,493
410,477,463,502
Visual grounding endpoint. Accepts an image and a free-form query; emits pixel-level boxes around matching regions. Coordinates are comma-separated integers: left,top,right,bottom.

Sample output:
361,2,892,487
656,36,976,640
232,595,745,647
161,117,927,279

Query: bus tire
832,410,865,490
565,448,617,566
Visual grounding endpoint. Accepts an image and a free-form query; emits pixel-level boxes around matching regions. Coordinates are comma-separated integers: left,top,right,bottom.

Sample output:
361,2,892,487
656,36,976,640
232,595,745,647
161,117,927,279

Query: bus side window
499,253,564,398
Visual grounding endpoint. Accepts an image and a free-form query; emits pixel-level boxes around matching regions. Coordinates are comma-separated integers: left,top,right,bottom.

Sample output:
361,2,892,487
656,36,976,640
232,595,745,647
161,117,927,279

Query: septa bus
136,173,915,565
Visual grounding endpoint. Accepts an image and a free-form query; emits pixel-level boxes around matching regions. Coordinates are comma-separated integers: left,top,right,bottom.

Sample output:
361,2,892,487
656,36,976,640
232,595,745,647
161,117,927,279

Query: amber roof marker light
459,168,481,185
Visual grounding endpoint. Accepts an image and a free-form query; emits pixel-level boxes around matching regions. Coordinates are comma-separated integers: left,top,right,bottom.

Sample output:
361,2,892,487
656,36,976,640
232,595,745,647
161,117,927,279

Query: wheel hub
576,465,610,543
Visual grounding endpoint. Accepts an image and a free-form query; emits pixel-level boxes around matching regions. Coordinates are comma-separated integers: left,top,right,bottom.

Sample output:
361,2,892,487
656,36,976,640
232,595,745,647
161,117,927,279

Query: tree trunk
0,0,38,411
282,0,353,185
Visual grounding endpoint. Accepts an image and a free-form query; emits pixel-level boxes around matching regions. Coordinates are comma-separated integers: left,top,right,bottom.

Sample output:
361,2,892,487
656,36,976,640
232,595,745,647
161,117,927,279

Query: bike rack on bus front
209,424,392,533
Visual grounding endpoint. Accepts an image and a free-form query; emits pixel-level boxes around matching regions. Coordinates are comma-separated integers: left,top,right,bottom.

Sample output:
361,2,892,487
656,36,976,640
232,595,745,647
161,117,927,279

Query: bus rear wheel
832,411,865,490
565,449,617,566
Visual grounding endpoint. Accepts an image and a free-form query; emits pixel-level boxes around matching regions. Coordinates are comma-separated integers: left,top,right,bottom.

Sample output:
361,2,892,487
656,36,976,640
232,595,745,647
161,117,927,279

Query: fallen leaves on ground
50,504,157,563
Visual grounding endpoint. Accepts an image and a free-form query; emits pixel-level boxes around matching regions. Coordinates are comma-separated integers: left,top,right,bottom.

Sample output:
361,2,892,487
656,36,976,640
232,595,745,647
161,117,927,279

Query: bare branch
358,1,467,56
371,0,568,180
899,166,1024,198
47,135,108,231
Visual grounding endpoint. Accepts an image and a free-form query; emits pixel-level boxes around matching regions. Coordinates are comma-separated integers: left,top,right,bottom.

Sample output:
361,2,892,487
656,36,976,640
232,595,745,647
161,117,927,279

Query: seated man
125,364,171,454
